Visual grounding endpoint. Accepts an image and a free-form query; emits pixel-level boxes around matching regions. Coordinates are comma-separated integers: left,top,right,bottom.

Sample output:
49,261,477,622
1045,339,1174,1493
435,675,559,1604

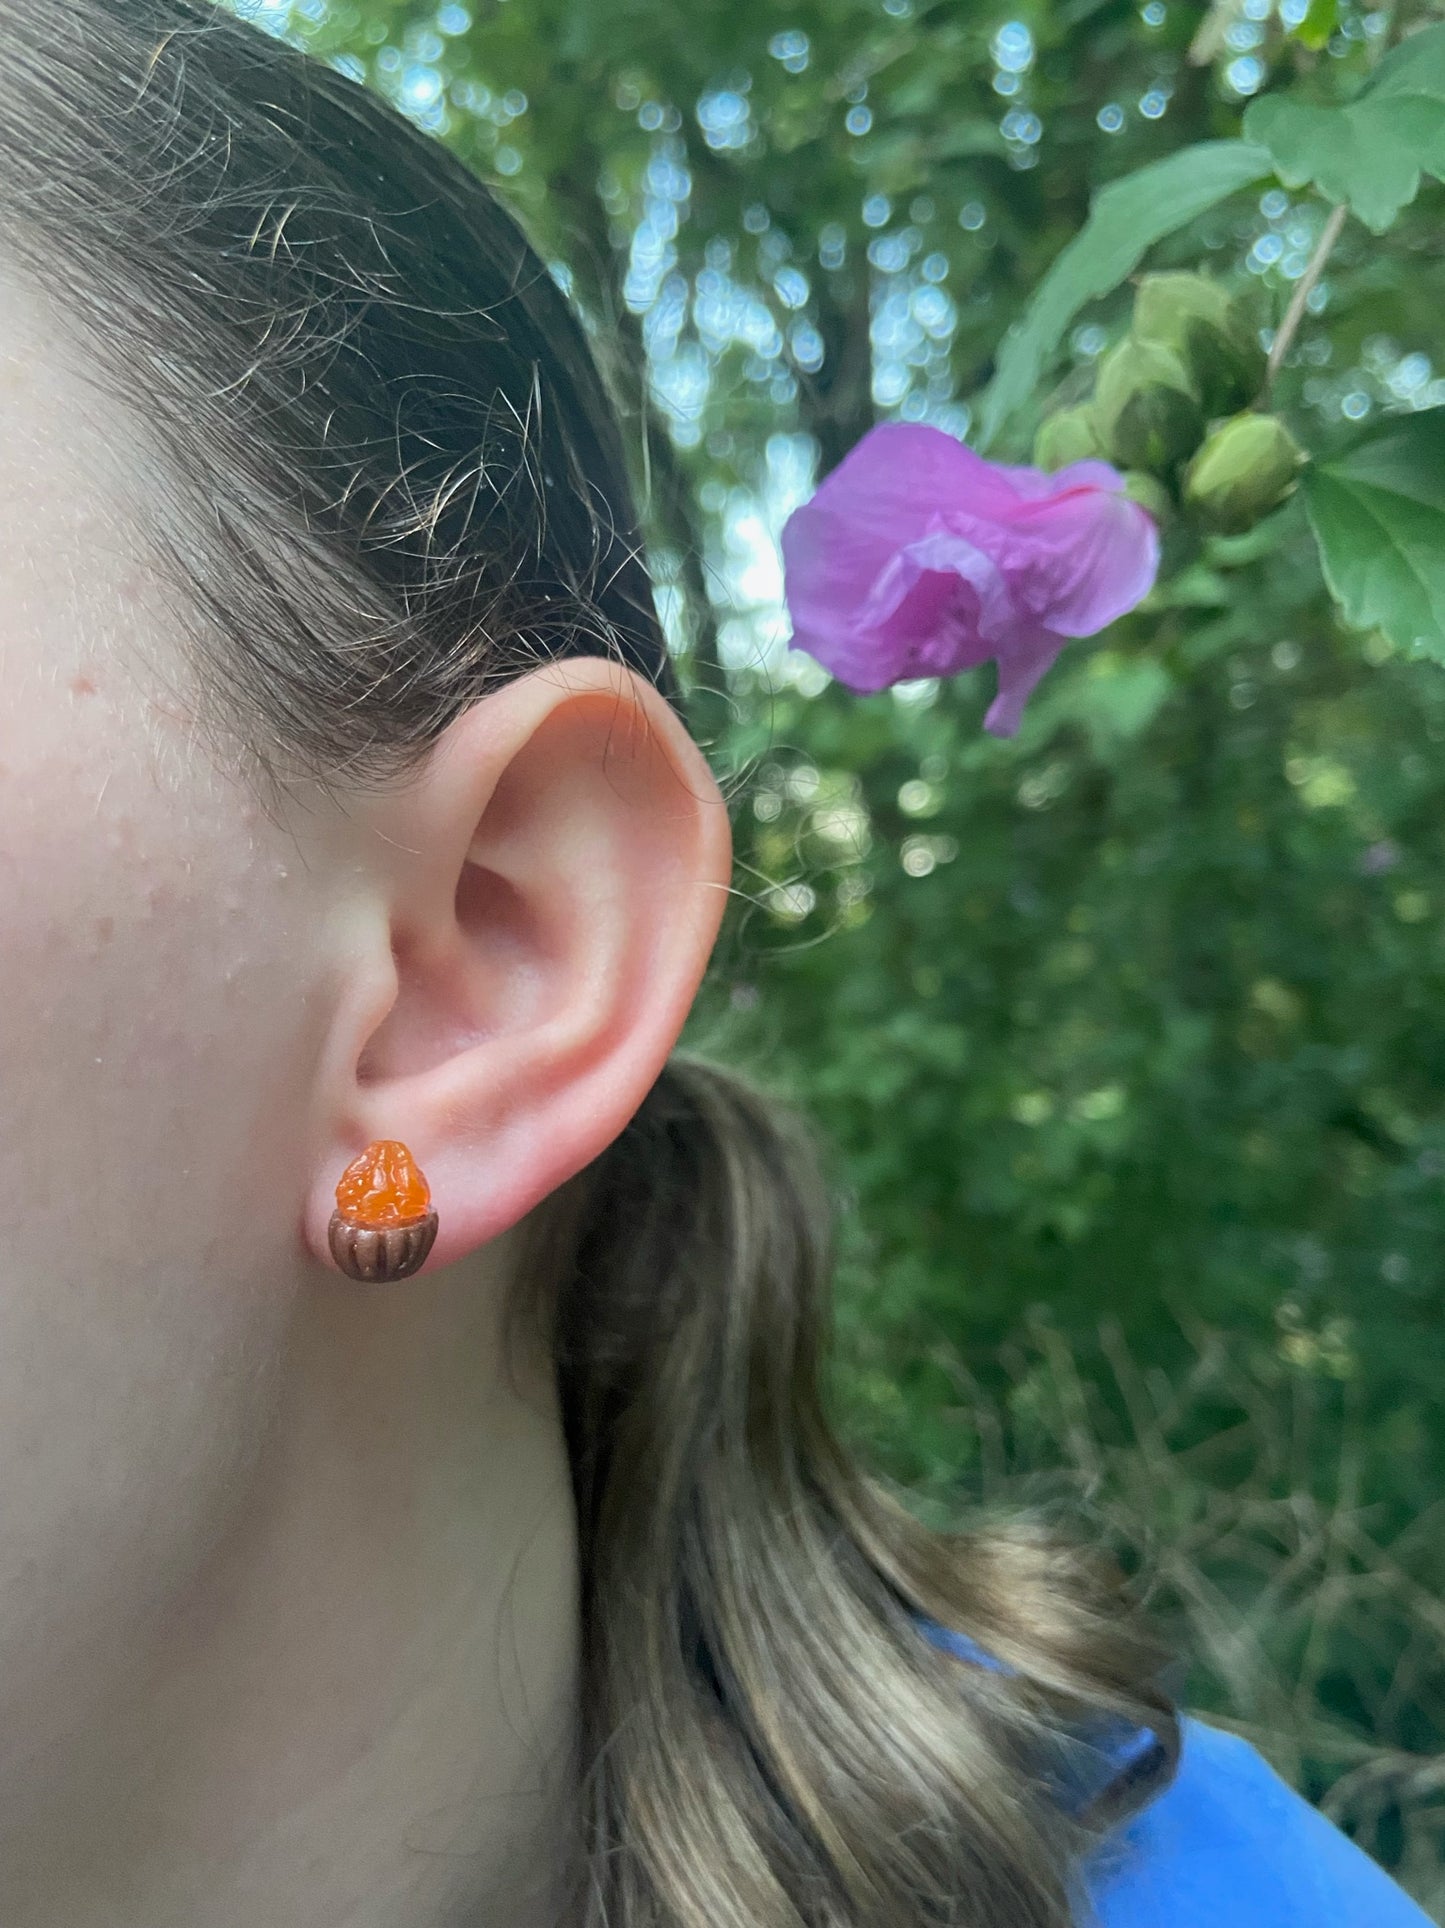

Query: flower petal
865,526,1018,647
1002,485,1161,636
779,422,1160,733
1024,456,1133,500
788,525,1017,690
810,420,1041,523
983,628,1070,737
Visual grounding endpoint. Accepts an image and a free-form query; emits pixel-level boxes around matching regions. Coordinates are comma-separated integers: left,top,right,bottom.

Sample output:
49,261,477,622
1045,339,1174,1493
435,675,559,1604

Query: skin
0,257,733,1927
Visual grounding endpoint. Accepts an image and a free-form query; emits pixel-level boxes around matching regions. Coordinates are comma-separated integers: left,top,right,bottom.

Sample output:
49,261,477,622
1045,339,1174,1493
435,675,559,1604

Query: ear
301,656,733,1278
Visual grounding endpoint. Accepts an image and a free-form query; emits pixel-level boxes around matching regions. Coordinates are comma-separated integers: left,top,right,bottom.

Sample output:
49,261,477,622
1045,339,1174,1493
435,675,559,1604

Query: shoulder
1084,1718,1435,1928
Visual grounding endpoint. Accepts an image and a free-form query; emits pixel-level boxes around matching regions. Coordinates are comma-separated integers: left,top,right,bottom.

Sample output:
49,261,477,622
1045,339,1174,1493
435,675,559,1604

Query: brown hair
0,4,1179,1921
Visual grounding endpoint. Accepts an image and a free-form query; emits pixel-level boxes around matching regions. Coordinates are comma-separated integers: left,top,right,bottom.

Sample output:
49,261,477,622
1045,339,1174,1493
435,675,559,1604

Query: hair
0,4,1180,1922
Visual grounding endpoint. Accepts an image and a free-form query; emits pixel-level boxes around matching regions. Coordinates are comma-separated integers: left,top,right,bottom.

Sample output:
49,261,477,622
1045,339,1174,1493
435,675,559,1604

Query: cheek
0,695,325,1805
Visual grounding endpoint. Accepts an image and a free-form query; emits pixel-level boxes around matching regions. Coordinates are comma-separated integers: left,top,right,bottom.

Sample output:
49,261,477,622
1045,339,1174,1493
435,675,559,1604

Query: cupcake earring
328,1139,439,1283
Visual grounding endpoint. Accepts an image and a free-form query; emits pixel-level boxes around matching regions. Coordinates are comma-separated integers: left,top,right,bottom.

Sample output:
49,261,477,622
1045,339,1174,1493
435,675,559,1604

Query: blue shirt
918,1619,1433,1926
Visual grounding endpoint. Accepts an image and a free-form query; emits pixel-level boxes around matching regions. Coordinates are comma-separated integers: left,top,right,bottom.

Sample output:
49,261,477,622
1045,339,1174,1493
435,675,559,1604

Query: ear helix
328,1139,439,1283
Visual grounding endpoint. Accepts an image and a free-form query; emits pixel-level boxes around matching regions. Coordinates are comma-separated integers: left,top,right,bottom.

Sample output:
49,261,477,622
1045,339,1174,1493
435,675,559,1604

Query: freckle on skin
95,916,114,945
70,674,97,698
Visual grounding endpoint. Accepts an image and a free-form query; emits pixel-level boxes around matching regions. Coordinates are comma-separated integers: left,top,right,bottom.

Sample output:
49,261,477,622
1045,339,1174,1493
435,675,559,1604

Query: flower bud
1132,273,1266,419
1121,471,1174,527
1094,337,1204,475
1181,411,1305,534
1033,405,1104,472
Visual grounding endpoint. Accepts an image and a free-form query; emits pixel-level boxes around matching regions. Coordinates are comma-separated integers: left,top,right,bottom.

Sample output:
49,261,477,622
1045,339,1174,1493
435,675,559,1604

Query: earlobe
302,657,733,1282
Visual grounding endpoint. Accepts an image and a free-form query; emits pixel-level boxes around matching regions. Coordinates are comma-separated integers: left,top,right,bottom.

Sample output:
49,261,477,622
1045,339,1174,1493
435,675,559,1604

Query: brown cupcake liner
328,1207,439,1283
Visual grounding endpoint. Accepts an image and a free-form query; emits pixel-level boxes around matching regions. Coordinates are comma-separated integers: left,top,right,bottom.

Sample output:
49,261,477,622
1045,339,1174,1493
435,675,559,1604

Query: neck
0,1243,584,1928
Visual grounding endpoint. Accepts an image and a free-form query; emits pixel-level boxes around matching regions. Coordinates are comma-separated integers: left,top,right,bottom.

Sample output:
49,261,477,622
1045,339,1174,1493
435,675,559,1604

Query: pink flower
779,422,1161,736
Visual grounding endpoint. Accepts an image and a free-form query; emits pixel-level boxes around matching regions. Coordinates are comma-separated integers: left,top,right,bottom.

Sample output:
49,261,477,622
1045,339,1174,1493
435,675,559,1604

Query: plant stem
1265,201,1349,390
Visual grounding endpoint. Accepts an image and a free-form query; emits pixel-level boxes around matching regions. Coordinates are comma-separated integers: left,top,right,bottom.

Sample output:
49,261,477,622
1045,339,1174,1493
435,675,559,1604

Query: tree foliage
235,0,1445,1902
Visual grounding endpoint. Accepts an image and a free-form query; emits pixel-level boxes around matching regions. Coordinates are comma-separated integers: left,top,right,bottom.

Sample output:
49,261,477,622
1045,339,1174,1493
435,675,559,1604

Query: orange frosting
334,1140,432,1226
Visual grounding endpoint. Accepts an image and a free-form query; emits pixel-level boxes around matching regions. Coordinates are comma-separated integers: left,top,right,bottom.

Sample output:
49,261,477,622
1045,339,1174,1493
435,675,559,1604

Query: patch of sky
710,434,819,679
790,322,825,372
624,216,678,313
870,258,959,415
992,21,1034,71
913,286,957,336
868,234,911,273
1247,231,1285,272
643,272,690,360
1226,55,1266,94
873,358,910,407
697,85,754,150
773,267,810,310
645,145,692,201
651,579,689,658
1098,102,1125,132
1387,352,1433,403
648,342,711,447
234,0,296,30
694,275,782,358
767,29,811,72
401,65,444,111
437,4,471,33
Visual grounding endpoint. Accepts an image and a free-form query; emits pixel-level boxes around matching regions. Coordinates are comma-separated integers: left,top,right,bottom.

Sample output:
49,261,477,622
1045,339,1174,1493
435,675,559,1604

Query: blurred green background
240,0,1444,1907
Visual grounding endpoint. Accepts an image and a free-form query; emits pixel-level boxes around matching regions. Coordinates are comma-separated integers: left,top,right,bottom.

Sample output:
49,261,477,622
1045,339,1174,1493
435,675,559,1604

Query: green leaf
1243,23,1445,233
977,141,1272,450
1304,407,1445,662
1029,651,1174,760
930,118,1008,162
1294,0,1338,52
